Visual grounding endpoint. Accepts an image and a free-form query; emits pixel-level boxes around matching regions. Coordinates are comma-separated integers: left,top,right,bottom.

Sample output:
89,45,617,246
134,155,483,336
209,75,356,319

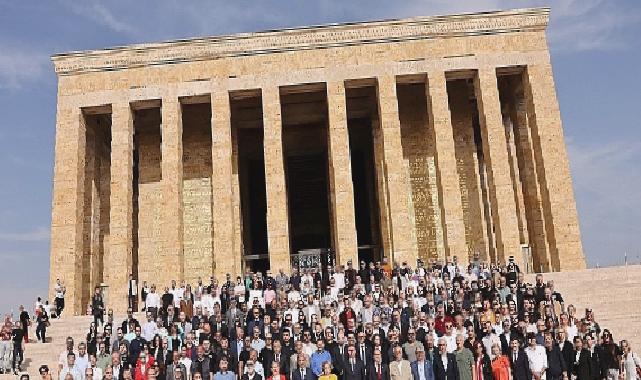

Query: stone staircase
526,264,641,350
0,313,144,380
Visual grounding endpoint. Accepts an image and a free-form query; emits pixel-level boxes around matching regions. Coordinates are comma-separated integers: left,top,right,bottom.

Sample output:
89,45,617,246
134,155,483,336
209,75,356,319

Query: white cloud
62,0,137,35
0,226,49,242
0,45,47,89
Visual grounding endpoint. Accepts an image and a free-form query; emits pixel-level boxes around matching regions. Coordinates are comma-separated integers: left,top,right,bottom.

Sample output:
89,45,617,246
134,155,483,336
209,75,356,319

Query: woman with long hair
621,340,641,380
473,341,493,380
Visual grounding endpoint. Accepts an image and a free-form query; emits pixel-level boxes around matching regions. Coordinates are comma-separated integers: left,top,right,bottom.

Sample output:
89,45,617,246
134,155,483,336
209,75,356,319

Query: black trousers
94,311,104,327
36,324,46,343
12,343,22,370
55,297,65,316
129,294,138,312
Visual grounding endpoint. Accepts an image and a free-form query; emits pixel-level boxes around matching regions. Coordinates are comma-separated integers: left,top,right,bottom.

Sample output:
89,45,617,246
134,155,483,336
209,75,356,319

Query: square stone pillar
49,106,86,316
211,88,241,279
326,81,358,266
107,103,134,314
375,75,418,267
161,97,184,284
474,68,522,265
523,63,586,271
262,87,291,273
426,71,470,263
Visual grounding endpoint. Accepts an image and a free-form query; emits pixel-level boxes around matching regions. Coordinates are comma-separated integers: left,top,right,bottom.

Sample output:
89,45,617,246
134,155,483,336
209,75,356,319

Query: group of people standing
19,256,641,380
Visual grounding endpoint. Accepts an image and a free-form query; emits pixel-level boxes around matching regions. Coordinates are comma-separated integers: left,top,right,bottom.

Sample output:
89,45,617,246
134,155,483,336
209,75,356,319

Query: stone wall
448,80,489,261
182,103,214,284
135,109,163,285
397,84,442,262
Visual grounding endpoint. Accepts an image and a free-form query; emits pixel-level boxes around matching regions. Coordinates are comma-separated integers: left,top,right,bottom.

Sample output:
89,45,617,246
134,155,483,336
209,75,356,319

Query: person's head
544,332,553,348
174,366,184,380
192,372,201,380
135,326,142,337
455,334,465,350
416,346,425,362
64,374,74,380
78,343,87,356
316,339,325,352
271,361,281,375
347,344,357,358
297,353,307,369
103,366,113,380
67,352,76,367
39,365,49,378
322,361,332,375
491,344,501,358
219,357,229,372
438,338,448,354
85,368,94,379
510,338,520,352
620,340,631,354
527,333,537,347
66,337,74,350
393,345,403,361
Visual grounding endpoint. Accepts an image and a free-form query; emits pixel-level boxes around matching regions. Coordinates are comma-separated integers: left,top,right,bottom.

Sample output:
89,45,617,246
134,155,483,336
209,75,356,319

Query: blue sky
0,0,640,315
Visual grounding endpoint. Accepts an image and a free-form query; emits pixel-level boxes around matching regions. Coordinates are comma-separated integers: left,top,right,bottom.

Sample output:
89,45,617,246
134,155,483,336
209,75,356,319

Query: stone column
426,71,470,263
108,103,134,314
375,75,418,266
262,87,291,273
49,106,86,316
474,68,522,264
523,63,586,270
326,81,359,266
211,88,240,278
161,96,184,284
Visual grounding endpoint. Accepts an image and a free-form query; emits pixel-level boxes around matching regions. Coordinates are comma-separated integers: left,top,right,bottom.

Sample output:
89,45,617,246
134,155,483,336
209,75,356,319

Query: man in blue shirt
213,357,235,380
310,340,332,377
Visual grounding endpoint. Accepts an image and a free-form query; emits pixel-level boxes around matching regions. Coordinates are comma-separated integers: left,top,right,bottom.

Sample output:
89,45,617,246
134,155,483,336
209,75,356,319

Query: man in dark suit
584,335,601,380
263,339,289,375
367,349,390,380
544,333,567,380
432,338,459,380
357,333,373,369
410,346,434,380
345,345,366,380
557,329,574,374
499,320,513,355
572,336,592,380
509,338,531,380
292,353,314,380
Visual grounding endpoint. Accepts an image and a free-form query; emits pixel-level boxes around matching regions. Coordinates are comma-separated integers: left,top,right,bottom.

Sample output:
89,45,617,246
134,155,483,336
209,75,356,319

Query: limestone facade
49,7,585,314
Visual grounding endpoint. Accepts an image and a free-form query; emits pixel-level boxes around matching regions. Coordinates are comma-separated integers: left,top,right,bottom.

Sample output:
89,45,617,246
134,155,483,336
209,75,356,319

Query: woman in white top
621,340,641,380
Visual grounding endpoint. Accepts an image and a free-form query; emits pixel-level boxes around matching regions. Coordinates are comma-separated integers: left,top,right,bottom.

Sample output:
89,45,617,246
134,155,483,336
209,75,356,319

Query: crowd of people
3,256,641,380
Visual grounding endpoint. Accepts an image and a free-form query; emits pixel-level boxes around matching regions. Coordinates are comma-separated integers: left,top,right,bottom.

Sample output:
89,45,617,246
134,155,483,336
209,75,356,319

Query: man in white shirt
59,352,82,380
75,343,90,378
88,355,103,380
142,313,156,342
145,286,161,319
59,337,78,371
128,274,138,312
524,333,547,380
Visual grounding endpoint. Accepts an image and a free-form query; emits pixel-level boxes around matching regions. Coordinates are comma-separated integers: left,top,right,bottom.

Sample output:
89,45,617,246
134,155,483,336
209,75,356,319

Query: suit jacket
389,360,413,380
587,349,601,380
291,368,314,380
510,350,531,380
432,354,459,380
262,350,289,375
357,344,374,367
410,360,435,380
573,349,592,380
499,334,511,356
559,341,574,374
344,358,367,380
368,363,390,380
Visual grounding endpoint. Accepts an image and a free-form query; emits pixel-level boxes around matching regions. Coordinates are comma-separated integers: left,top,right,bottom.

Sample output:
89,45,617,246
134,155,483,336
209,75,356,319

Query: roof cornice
51,7,549,76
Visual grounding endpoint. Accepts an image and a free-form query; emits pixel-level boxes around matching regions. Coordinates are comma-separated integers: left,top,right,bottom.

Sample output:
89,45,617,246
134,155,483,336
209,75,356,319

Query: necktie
352,359,355,372
301,369,305,378
361,346,366,364
513,353,517,363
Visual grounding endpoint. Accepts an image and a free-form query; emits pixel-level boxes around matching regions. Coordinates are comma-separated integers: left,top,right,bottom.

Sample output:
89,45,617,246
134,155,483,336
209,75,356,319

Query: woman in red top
135,351,156,380
267,361,286,380
491,344,511,380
